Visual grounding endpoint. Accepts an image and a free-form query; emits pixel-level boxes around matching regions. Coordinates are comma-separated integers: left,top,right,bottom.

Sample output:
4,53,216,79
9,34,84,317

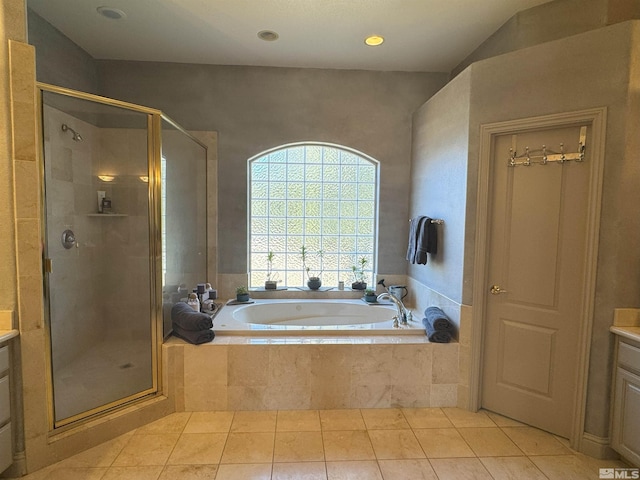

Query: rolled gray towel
171,302,213,331
422,317,452,343
172,324,215,345
424,306,452,331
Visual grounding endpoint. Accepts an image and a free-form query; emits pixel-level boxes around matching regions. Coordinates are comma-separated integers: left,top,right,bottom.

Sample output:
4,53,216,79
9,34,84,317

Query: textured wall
95,62,449,276
451,0,625,78
27,9,98,94
409,70,471,305
411,20,637,439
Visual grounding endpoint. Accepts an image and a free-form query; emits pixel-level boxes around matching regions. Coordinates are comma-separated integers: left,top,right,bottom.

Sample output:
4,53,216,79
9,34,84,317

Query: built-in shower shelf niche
87,214,128,217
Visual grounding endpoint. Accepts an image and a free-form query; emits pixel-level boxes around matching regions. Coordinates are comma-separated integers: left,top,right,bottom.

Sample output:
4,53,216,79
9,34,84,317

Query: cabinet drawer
0,377,9,426
0,347,8,374
619,340,640,374
0,422,11,473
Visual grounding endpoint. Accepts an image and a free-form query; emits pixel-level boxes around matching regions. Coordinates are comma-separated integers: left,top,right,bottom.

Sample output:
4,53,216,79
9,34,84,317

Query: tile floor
12,408,630,480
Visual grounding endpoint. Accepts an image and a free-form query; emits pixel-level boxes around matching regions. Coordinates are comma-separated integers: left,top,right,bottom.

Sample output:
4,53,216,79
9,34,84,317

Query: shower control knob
61,229,76,250
489,285,508,295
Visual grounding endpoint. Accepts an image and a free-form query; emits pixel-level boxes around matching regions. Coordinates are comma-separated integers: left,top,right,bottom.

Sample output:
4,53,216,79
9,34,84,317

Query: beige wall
411,20,639,445
451,0,640,78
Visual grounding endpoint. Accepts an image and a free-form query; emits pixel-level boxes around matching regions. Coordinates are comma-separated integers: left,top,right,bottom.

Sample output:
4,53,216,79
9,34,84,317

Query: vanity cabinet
0,344,10,473
611,335,640,466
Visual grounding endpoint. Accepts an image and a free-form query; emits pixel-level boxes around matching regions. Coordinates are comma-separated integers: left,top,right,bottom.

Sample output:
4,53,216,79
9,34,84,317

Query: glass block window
249,143,378,288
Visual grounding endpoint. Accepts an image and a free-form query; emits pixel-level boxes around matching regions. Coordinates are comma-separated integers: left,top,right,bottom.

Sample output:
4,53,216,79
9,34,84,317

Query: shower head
61,124,83,142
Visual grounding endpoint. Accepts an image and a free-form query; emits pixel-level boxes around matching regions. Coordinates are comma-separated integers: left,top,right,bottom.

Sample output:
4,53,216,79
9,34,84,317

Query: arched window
249,142,378,288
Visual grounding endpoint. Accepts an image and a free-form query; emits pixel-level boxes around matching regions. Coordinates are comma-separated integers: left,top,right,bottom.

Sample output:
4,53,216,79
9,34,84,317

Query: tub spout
377,292,408,325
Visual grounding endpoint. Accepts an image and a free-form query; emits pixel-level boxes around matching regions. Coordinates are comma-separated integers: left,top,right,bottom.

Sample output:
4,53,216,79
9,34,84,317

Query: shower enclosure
38,84,207,427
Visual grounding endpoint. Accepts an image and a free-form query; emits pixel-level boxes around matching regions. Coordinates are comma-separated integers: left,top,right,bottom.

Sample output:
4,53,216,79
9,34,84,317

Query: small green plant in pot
236,286,249,302
265,251,279,290
364,288,377,303
301,245,323,290
351,256,368,290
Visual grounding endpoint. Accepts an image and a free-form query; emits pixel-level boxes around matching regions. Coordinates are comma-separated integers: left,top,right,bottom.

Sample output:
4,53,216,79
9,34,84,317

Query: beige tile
390,384,431,408
377,459,438,480
431,344,459,384
441,407,496,427
458,427,523,457
166,433,227,465
480,456,548,480
350,384,392,408
484,410,526,427
29,467,108,480
360,408,409,429
430,458,493,480
277,410,321,431
228,345,269,386
214,463,272,480
319,409,366,431
326,460,383,480
530,454,627,480
135,412,191,434
322,430,375,461
227,386,267,410
102,466,164,480
183,346,228,410
368,429,425,460
58,432,133,468
183,411,234,433
502,427,573,456
401,408,453,429
413,428,475,458
429,384,458,407
112,434,180,466
273,431,325,462
158,464,219,479
271,462,328,480
230,410,277,432
221,432,275,463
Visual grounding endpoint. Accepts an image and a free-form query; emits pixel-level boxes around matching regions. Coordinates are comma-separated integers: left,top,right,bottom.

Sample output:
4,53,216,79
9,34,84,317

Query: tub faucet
377,292,408,326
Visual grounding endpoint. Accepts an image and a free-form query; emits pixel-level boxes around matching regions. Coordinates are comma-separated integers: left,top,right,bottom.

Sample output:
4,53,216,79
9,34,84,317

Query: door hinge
44,258,52,273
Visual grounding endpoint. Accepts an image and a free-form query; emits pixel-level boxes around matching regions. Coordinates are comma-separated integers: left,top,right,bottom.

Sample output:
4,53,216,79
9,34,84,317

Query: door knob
490,285,508,295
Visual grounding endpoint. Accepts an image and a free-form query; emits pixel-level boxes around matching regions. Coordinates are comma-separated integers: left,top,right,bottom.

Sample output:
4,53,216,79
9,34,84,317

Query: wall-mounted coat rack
409,218,444,225
508,126,587,167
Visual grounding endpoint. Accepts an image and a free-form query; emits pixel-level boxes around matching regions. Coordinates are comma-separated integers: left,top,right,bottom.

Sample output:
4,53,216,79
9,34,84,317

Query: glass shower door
41,89,157,426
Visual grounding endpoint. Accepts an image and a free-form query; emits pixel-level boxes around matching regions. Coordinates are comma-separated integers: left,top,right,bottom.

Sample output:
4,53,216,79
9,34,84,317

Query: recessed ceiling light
257,30,279,42
96,6,126,20
365,35,384,46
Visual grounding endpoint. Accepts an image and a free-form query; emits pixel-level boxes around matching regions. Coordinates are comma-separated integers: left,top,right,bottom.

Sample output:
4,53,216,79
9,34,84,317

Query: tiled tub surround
164,334,458,411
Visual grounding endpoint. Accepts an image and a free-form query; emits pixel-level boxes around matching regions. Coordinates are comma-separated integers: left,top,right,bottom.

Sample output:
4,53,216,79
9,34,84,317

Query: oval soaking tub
213,299,424,336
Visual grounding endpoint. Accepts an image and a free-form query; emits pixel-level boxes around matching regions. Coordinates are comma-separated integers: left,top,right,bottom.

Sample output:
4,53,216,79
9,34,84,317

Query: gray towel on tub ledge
422,318,452,343
424,306,453,331
172,302,213,331
172,324,215,345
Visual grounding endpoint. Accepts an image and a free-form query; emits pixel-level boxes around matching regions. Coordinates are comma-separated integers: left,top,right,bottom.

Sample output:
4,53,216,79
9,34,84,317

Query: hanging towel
407,216,438,264
172,324,215,345
424,307,453,331
406,216,426,263
171,302,213,331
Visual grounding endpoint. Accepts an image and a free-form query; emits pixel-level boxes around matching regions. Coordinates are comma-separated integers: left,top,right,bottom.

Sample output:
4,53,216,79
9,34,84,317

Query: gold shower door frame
36,83,203,430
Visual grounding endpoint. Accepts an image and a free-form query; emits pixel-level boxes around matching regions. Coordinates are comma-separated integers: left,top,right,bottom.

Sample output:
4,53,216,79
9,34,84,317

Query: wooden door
481,125,590,438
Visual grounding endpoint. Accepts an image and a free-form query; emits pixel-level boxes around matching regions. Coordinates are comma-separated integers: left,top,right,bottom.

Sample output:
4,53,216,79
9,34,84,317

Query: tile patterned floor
12,408,630,480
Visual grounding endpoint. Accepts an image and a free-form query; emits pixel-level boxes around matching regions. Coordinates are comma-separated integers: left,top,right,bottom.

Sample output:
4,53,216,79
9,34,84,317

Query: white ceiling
28,0,553,72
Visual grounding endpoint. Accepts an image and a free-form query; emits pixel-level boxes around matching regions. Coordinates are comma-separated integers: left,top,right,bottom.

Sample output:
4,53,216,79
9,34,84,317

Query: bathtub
212,299,425,336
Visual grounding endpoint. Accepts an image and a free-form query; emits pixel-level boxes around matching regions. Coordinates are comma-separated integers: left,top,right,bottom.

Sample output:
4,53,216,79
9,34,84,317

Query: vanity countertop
0,330,19,344
610,326,640,344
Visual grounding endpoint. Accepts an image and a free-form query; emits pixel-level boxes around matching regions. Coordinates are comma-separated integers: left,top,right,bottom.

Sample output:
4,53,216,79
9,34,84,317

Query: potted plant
301,245,323,290
351,256,368,290
265,251,279,290
236,286,250,302
364,288,377,303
